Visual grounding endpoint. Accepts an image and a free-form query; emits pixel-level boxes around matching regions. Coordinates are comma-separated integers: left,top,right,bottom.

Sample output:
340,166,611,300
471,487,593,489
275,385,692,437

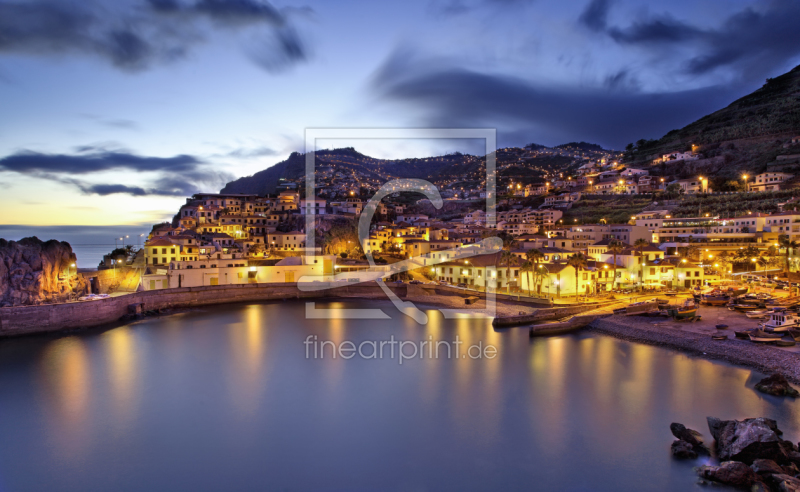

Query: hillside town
106,141,800,301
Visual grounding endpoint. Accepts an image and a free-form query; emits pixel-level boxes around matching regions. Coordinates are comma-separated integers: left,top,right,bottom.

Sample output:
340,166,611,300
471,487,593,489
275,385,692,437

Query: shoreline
588,315,800,384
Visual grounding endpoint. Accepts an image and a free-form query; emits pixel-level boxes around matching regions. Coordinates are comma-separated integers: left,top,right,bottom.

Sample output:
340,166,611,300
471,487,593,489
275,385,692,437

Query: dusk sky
1,0,799,226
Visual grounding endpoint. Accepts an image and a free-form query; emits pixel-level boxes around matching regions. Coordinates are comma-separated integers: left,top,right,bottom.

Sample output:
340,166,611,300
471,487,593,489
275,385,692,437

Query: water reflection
1,300,798,492
102,326,139,424
37,337,91,459
227,305,268,417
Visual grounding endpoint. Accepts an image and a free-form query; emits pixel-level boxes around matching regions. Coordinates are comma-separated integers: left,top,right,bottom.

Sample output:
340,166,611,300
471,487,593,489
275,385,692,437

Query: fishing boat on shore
665,299,698,320
624,300,660,316
528,314,607,337
788,329,800,342
700,292,730,306
727,303,762,311
759,310,800,333
748,329,784,342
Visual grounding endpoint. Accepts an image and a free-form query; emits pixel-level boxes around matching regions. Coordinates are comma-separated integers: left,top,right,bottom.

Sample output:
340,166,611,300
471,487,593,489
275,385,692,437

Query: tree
526,248,545,293
757,255,769,276
633,238,649,292
567,252,588,300
500,250,516,294
521,260,533,296
494,233,518,292
778,234,799,275
664,183,682,199
607,239,625,291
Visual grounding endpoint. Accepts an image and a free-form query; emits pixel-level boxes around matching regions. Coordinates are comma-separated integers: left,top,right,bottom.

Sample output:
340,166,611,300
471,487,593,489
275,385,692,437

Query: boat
745,310,772,319
760,310,800,333
776,339,797,347
624,300,660,316
715,324,728,330
701,292,730,306
666,300,698,320
727,303,762,311
528,314,608,337
788,329,800,342
734,330,753,339
749,330,784,342
711,334,728,341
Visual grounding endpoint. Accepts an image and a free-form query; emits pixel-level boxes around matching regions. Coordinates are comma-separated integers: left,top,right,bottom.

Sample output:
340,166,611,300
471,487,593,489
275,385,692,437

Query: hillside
220,144,613,196
625,64,800,185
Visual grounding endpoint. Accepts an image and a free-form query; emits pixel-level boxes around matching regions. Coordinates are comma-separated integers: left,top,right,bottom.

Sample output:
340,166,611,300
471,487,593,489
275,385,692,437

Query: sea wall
0,282,407,337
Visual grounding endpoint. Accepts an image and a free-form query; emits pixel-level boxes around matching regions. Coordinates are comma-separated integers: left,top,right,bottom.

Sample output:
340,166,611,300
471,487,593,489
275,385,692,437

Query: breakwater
0,282,407,337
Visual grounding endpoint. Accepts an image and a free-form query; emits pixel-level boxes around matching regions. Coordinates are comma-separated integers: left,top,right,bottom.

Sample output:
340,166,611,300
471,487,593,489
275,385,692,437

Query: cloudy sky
1,0,799,226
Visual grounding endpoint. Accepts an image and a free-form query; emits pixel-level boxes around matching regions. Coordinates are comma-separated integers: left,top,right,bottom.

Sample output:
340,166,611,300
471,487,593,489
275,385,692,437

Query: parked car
457,283,468,288
409,280,423,284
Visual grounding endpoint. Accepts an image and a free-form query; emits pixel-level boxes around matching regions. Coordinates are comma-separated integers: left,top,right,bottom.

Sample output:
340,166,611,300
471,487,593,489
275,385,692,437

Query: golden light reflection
228,305,268,417
38,336,91,460
41,337,90,420
104,327,139,422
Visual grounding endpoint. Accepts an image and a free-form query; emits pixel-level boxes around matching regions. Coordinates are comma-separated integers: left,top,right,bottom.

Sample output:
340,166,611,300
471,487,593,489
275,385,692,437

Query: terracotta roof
146,238,174,247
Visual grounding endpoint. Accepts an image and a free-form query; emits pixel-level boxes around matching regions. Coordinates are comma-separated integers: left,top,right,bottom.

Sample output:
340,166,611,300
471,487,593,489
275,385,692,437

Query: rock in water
768,474,800,492
751,458,785,475
0,237,87,306
696,461,758,487
670,422,709,454
706,417,788,464
671,440,697,459
755,374,800,398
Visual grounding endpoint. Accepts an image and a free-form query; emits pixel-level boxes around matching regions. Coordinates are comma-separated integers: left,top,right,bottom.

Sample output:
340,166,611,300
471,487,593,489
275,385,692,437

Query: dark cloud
81,183,149,196
0,150,201,174
0,0,308,72
225,146,280,158
245,26,307,72
429,0,535,17
371,50,744,149
582,0,800,79
578,0,610,32
0,149,234,197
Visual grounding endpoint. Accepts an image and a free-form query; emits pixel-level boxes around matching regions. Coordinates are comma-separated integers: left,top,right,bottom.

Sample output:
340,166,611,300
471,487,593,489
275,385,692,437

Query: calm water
1,300,798,491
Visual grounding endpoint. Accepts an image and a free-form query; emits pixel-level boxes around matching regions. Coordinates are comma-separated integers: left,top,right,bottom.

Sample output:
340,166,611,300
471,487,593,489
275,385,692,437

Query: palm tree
633,238,649,292
778,234,799,276
607,239,625,292
500,250,516,294
526,248,544,293
757,255,769,276
521,260,533,296
567,252,588,300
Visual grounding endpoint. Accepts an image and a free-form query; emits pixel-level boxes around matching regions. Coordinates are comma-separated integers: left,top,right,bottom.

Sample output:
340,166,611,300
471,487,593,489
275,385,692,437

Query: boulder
670,422,709,454
768,474,800,492
671,440,697,459
784,462,800,476
707,417,787,464
751,482,771,492
756,374,800,398
696,461,757,487
752,459,785,475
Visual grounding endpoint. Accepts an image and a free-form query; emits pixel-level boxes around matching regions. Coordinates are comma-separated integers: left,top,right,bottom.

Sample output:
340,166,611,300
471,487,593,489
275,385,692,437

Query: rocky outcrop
696,461,758,488
756,375,800,398
707,417,790,464
0,237,87,307
670,422,709,459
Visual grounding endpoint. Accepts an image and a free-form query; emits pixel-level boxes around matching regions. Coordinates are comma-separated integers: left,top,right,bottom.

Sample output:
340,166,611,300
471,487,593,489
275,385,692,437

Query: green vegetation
670,190,800,217
561,196,653,224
